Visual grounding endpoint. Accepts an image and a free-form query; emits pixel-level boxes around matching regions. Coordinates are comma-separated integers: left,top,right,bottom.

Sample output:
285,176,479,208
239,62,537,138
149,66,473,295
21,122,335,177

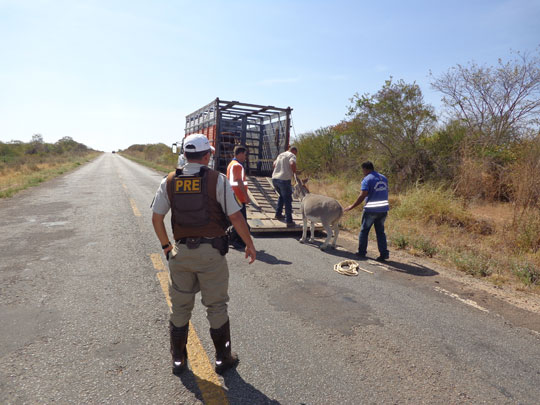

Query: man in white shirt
271,146,297,227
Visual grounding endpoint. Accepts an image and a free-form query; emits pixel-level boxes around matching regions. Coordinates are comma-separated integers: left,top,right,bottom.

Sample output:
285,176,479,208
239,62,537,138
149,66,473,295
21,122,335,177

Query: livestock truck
172,98,303,232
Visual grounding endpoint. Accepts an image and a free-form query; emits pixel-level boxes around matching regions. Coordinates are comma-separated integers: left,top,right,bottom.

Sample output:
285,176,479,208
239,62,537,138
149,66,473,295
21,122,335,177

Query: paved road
1,153,539,404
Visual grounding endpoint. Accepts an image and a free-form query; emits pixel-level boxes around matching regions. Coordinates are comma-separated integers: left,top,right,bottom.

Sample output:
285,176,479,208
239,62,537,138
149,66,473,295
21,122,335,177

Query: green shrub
511,210,540,253
450,251,492,277
120,143,177,170
392,234,409,250
512,262,540,286
412,236,438,257
393,184,473,228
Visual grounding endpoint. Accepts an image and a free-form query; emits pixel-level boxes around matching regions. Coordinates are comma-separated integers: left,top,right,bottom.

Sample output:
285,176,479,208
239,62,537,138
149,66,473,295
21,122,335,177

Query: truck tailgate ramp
246,176,313,233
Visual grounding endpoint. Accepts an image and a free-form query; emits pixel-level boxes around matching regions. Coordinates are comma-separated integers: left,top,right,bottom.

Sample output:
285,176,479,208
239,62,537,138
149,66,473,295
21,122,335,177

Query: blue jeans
272,179,293,223
358,211,389,258
229,203,248,246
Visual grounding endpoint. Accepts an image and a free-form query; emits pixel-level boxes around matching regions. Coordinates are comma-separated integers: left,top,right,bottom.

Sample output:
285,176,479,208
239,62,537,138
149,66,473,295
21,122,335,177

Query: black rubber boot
170,322,189,375
209,319,239,374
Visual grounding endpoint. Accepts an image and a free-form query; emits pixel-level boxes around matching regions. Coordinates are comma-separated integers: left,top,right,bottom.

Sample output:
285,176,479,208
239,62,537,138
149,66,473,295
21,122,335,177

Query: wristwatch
162,242,171,249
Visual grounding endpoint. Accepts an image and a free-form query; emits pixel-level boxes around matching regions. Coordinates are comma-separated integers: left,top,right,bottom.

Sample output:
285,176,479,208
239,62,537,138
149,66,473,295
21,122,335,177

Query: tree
422,120,467,181
295,127,339,174
57,136,74,143
27,134,46,155
332,118,372,172
31,134,44,144
347,78,437,183
430,49,540,146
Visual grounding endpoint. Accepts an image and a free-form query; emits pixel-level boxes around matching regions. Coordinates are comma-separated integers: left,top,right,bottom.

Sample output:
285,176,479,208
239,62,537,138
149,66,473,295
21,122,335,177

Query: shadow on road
383,260,439,276
223,369,282,405
301,240,439,277
176,368,281,404
255,249,292,265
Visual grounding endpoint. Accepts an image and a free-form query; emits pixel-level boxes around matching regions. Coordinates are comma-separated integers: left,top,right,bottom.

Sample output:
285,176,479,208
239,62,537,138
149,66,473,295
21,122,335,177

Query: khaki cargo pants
168,242,229,329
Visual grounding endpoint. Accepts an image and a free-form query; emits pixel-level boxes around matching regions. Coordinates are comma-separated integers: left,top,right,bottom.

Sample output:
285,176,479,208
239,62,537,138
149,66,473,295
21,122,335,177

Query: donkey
293,176,343,251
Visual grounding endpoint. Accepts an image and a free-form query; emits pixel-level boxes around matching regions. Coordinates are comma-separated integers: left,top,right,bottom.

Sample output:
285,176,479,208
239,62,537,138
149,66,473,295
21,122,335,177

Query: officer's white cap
183,134,215,153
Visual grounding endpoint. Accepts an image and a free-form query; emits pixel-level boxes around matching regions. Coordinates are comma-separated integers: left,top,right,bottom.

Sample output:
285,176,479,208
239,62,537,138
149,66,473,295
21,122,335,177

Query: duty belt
175,236,229,256
176,237,216,246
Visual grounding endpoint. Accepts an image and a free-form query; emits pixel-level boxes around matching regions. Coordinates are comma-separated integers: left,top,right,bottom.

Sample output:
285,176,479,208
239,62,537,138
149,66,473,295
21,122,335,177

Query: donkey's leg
320,222,333,251
299,215,308,243
308,219,315,243
330,222,340,248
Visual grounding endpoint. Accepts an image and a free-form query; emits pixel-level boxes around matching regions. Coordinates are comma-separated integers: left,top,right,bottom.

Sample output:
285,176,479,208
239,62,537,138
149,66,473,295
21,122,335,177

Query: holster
185,237,201,249
180,236,229,255
211,235,229,256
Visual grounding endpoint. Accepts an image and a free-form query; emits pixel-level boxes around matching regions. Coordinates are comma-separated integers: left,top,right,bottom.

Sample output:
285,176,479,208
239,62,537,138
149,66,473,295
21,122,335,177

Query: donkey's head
293,176,310,200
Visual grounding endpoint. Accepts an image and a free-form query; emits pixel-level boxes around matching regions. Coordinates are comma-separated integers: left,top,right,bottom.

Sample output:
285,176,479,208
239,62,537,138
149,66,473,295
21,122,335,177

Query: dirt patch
468,202,514,228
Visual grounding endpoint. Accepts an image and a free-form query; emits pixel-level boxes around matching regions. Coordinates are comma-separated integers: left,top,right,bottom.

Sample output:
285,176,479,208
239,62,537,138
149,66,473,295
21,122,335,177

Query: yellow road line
149,253,228,404
150,253,167,272
122,183,128,190
129,198,141,217
156,272,172,308
187,327,229,405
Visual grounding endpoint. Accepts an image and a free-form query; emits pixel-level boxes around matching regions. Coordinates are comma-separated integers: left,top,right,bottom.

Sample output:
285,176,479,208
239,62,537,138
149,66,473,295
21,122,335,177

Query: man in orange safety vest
226,145,250,248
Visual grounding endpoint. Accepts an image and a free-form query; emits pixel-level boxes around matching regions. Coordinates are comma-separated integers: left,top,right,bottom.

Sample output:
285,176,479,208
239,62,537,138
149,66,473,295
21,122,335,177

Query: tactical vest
166,167,228,240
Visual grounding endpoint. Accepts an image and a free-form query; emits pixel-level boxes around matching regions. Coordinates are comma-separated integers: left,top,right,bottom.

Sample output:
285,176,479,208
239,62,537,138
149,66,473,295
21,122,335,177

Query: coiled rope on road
334,260,375,276
334,260,360,276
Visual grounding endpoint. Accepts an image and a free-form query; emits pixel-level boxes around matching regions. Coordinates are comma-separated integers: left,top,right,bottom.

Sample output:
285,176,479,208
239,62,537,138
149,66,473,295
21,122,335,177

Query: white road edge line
434,286,489,313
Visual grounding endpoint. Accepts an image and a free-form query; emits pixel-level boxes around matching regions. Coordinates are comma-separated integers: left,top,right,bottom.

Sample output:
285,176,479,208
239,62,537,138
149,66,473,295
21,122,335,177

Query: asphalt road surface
1,153,540,404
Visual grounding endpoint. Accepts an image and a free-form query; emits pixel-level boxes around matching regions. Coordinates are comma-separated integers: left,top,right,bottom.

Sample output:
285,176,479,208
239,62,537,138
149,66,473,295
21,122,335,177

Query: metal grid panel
184,98,292,175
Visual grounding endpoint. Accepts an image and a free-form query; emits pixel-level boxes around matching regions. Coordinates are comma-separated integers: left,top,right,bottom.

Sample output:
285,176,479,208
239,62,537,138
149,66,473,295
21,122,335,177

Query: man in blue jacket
344,161,390,261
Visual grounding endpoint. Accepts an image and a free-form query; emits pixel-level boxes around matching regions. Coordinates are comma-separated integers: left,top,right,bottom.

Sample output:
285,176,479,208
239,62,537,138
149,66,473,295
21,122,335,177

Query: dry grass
306,176,540,292
119,143,177,171
118,153,175,173
0,153,100,198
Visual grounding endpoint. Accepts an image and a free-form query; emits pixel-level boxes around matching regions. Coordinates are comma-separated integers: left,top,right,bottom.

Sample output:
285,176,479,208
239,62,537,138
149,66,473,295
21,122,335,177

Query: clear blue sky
1,0,539,151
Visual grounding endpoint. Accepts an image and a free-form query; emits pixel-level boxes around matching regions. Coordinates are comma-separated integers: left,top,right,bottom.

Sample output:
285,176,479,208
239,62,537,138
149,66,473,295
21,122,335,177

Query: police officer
151,133,256,375
344,161,390,261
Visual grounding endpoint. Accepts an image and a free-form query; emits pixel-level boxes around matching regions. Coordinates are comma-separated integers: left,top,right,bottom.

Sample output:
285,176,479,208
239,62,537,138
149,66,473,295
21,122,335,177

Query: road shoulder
337,230,540,335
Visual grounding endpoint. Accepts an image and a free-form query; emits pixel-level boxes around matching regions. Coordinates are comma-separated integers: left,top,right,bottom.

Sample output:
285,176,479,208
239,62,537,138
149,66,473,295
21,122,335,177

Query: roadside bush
119,143,177,171
295,127,344,174
454,141,519,202
450,250,493,277
422,120,466,181
507,209,540,254
1,138,97,198
391,234,409,250
412,236,438,257
389,232,437,257
392,184,472,227
507,136,540,213
512,261,540,286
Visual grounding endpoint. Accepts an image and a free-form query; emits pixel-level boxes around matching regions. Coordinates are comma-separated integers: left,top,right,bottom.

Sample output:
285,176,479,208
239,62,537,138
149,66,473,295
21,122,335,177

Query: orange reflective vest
227,159,249,204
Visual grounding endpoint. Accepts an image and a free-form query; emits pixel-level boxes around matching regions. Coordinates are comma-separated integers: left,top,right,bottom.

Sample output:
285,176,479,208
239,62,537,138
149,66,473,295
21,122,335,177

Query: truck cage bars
185,98,293,176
